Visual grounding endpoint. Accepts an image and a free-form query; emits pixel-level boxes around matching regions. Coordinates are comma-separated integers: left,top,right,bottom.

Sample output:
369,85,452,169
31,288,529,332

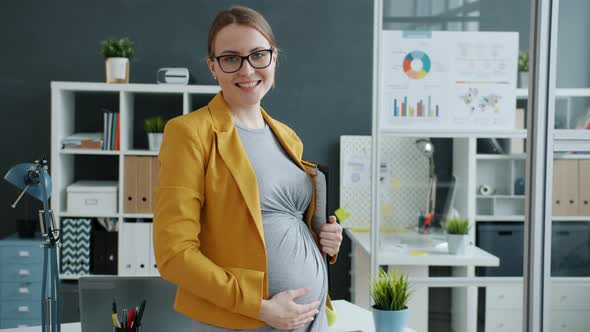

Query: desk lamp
415,139,437,223
4,158,61,332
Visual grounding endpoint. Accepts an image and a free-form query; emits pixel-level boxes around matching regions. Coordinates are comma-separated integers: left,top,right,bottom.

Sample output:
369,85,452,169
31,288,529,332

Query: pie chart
403,50,431,79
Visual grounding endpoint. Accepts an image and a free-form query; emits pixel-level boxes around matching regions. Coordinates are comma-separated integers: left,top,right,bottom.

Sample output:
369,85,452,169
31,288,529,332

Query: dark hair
208,6,278,58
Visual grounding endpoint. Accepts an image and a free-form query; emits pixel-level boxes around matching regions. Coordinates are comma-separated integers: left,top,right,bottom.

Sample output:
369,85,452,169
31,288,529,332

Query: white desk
0,300,416,332
346,229,499,332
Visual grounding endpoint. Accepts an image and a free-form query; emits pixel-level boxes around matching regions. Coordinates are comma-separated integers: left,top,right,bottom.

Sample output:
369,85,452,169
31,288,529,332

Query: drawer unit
551,309,590,332
0,263,43,282
0,238,43,328
0,319,41,329
1,245,42,264
0,300,41,320
551,284,590,308
486,284,523,309
485,309,523,332
0,282,42,301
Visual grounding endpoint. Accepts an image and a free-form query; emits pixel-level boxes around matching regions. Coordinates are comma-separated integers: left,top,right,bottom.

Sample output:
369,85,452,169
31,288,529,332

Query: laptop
78,276,194,332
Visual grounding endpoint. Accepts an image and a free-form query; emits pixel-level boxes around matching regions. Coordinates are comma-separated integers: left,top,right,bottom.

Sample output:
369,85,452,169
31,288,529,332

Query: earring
212,75,217,80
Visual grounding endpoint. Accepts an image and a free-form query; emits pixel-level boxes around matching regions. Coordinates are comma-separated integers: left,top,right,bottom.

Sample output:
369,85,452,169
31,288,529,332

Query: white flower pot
447,234,469,255
518,72,528,89
147,133,163,151
105,57,130,83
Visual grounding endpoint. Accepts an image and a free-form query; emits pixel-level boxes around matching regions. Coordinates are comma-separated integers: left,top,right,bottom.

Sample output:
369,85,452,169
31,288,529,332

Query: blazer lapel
208,93,265,246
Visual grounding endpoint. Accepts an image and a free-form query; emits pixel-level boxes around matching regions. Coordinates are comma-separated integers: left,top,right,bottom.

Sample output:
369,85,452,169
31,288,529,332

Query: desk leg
451,266,477,332
350,240,371,309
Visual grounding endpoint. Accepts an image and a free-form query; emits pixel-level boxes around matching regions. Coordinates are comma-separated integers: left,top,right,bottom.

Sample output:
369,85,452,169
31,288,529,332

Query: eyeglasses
212,49,274,73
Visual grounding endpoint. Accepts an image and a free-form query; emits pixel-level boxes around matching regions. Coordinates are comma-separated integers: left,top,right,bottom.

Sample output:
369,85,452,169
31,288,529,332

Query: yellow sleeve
153,117,264,319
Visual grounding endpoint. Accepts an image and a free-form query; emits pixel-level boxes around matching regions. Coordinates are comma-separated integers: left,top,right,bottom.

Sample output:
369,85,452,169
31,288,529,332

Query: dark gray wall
0,0,374,303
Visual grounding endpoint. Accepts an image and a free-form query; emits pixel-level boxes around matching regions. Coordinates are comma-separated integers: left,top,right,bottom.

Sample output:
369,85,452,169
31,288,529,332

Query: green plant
518,51,529,72
369,267,413,311
144,116,166,133
445,217,471,235
100,37,135,59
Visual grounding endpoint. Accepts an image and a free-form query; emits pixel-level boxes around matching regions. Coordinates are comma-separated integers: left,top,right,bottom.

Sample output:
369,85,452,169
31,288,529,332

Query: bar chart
393,96,440,118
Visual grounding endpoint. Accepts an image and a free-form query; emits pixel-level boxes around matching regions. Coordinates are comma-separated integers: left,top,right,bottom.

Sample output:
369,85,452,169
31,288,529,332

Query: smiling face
208,23,276,110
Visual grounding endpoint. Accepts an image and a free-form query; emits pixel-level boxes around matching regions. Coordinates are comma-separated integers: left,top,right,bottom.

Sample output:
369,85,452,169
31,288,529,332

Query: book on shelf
102,111,120,150
61,132,103,149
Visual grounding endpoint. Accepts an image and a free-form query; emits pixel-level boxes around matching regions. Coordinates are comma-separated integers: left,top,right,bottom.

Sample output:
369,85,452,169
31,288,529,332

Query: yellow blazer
153,92,336,329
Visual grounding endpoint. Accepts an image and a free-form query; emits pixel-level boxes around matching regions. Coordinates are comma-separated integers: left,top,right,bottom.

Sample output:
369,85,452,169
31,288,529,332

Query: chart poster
379,31,518,131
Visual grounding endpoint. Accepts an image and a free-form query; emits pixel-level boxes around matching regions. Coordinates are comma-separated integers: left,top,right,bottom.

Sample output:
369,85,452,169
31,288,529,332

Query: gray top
191,122,328,331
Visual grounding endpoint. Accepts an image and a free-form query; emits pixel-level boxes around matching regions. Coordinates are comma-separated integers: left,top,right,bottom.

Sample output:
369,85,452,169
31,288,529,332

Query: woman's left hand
319,216,343,256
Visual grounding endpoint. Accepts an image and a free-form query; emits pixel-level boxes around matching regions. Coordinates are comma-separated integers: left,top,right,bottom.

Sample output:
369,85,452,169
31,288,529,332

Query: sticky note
389,177,401,190
334,206,350,222
409,251,428,256
380,201,395,217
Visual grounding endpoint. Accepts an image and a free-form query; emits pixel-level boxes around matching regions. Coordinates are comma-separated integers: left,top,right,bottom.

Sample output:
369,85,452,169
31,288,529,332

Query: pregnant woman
153,5,343,332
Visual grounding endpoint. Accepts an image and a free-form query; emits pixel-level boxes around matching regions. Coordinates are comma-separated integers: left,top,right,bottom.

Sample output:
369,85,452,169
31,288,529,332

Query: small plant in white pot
100,37,134,83
144,116,166,151
518,50,529,89
444,217,471,255
370,267,413,332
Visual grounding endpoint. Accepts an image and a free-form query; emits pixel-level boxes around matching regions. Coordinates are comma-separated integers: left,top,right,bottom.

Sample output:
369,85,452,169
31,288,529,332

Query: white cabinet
50,81,219,279
485,282,590,332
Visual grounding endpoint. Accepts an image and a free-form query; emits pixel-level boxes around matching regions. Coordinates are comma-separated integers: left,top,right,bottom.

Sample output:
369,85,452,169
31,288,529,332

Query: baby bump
262,214,327,304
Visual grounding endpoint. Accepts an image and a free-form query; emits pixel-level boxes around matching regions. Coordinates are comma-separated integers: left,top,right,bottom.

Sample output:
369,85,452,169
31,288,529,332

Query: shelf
51,81,220,94
554,153,590,159
515,88,590,99
123,213,154,219
476,154,527,160
554,130,590,152
60,148,120,155
552,216,590,221
476,215,525,221
516,88,528,99
378,128,527,138
59,211,118,218
477,195,525,199
124,150,159,156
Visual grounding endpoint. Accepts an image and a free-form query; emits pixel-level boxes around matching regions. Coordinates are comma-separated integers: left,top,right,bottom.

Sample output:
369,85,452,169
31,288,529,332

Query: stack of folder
103,112,120,150
61,133,103,149
124,156,159,213
553,160,590,216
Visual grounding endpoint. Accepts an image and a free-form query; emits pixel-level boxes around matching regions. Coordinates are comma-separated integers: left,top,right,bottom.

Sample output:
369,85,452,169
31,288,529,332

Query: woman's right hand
258,288,321,330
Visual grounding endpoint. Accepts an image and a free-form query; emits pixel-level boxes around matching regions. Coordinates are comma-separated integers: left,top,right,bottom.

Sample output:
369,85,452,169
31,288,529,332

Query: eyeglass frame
210,49,274,73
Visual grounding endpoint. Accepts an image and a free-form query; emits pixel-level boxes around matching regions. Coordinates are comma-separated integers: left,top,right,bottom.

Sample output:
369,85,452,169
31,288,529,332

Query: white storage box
67,180,118,214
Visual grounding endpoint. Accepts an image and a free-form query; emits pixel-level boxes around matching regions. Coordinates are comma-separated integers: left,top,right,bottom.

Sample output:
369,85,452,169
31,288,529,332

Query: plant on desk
444,216,471,255
370,267,413,332
144,116,166,151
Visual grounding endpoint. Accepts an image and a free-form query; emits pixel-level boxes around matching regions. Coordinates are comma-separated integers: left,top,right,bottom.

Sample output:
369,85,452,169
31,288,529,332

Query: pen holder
114,326,141,332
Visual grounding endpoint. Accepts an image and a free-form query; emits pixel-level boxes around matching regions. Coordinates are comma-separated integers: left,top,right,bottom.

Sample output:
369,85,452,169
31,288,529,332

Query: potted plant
444,216,471,255
100,37,134,83
370,267,413,332
144,116,166,151
518,50,529,89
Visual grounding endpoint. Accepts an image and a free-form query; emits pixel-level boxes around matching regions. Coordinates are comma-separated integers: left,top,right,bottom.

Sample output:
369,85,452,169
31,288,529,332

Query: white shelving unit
476,88,590,332
50,81,220,279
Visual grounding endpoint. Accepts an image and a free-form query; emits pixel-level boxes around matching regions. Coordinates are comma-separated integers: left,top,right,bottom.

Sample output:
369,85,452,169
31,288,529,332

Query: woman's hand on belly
258,288,320,330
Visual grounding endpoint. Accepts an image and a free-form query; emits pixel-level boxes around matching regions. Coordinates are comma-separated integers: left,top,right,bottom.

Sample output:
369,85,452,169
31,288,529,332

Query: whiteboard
379,31,518,131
